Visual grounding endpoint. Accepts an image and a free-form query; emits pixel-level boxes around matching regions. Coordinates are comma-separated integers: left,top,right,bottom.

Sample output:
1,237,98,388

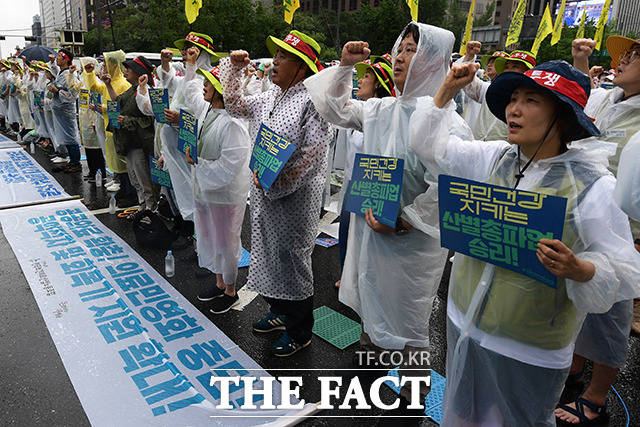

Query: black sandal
556,396,610,426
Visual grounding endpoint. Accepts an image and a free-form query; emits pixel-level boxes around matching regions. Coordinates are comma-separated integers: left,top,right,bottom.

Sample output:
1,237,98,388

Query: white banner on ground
0,148,69,208
0,133,19,148
0,200,314,426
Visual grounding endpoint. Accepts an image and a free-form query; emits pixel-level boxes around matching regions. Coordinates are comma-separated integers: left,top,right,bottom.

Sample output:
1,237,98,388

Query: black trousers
263,295,314,343
85,147,106,176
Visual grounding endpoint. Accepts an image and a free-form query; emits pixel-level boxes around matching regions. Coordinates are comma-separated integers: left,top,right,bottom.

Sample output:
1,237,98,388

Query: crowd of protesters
1,20,640,426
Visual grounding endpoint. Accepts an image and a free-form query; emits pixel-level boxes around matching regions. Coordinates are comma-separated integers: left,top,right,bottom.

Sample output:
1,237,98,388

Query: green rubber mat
312,306,361,350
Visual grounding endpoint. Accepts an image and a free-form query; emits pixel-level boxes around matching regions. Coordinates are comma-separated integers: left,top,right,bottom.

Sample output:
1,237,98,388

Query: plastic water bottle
108,195,116,215
95,169,102,187
30,141,35,154
165,250,175,277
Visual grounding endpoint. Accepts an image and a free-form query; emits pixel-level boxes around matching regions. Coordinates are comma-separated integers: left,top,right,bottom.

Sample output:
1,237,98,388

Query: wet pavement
1,137,638,426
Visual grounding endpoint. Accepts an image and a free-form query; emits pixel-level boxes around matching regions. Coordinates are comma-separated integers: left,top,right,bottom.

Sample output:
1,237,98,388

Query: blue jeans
338,193,351,271
66,144,80,165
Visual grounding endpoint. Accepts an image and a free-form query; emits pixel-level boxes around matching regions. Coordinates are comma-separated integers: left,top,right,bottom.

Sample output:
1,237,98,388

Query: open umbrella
20,45,56,63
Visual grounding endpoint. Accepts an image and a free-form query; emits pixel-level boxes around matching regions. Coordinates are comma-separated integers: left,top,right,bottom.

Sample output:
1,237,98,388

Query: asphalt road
1,138,637,426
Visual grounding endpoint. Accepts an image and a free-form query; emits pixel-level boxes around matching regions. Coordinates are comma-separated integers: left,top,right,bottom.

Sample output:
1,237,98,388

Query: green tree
474,1,496,27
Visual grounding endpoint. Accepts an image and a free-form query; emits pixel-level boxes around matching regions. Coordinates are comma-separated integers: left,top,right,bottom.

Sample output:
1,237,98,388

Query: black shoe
63,163,82,174
171,235,191,251
209,294,240,314
198,286,225,302
116,196,138,209
52,163,70,173
195,266,213,279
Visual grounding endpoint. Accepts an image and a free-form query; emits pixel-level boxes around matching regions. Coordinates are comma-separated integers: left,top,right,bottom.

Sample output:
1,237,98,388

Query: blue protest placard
107,100,120,129
315,237,339,248
249,123,296,192
89,91,102,110
148,156,172,189
438,174,568,288
33,91,44,107
344,153,404,228
177,109,198,164
149,88,169,123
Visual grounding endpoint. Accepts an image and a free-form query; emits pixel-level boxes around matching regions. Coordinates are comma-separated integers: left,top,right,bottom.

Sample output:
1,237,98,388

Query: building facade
39,0,88,49
612,0,640,38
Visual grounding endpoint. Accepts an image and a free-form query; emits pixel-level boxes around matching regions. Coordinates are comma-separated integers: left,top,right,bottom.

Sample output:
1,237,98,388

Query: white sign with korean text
0,200,309,426
0,148,68,208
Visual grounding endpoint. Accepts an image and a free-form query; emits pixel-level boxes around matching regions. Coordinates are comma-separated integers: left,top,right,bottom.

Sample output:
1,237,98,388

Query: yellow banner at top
459,0,476,56
531,4,553,57
576,10,587,40
551,0,566,45
406,0,419,22
505,0,527,47
185,0,202,25
284,0,300,24
594,0,612,51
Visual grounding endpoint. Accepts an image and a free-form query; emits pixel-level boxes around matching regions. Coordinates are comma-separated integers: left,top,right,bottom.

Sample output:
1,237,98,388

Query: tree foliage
474,1,496,27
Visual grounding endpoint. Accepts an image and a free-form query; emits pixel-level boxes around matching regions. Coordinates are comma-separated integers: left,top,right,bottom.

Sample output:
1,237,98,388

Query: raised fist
572,39,596,60
84,62,95,73
340,41,370,67
160,49,174,64
465,41,482,58
185,46,200,65
230,50,250,67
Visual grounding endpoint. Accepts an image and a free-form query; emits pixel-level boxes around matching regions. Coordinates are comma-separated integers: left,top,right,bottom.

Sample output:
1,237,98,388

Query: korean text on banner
283,0,300,24
79,89,90,110
149,156,173,189
505,0,527,47
438,174,567,288
149,88,169,124
249,123,296,192
177,109,198,164
594,0,612,51
551,0,566,46
344,153,404,228
0,200,315,425
107,101,121,129
90,91,102,111
0,148,68,208
459,0,475,56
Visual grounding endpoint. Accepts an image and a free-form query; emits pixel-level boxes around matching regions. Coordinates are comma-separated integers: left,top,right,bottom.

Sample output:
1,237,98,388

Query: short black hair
401,23,420,45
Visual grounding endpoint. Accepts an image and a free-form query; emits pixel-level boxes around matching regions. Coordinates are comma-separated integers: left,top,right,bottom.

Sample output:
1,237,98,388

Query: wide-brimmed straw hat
486,60,600,142
354,59,395,96
606,35,640,69
266,30,324,74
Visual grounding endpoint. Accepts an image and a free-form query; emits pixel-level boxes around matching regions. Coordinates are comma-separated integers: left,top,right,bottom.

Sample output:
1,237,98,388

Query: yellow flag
594,0,612,51
505,0,527,47
459,0,476,56
551,0,566,45
531,4,553,57
576,9,587,40
185,0,202,25
283,0,300,24
406,0,419,22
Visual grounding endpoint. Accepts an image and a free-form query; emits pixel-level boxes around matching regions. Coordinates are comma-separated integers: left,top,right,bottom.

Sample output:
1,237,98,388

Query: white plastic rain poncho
84,51,129,174
409,97,640,426
581,87,640,237
77,58,100,149
15,64,35,129
7,70,22,126
219,56,332,301
304,22,458,350
48,60,80,147
454,55,507,141
32,71,50,138
615,130,640,221
333,127,364,211
155,53,213,221
193,105,250,284
0,69,7,117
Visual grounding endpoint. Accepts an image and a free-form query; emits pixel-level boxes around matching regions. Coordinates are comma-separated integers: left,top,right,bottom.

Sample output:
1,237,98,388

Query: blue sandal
556,396,610,426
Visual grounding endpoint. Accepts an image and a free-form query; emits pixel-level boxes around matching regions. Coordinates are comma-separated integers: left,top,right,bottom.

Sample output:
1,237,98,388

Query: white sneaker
106,182,120,192
51,157,69,164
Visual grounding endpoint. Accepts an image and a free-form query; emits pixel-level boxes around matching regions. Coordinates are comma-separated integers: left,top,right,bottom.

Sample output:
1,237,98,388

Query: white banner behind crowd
0,200,313,426
0,148,69,208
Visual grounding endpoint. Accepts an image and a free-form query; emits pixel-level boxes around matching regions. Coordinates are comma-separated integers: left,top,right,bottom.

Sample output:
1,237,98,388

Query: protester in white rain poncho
220,30,331,357
0,61,8,127
615,131,640,222
7,62,23,129
30,63,49,141
15,59,35,132
41,65,64,155
552,36,640,426
305,23,460,395
182,61,250,314
409,60,640,426
157,32,222,222
77,57,106,182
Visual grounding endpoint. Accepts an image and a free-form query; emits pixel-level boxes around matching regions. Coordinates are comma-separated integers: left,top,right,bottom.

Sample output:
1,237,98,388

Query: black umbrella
20,45,56,63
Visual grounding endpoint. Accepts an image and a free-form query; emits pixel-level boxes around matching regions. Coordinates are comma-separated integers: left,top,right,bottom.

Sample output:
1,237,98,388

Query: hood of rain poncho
79,57,98,88
391,22,454,99
103,50,127,85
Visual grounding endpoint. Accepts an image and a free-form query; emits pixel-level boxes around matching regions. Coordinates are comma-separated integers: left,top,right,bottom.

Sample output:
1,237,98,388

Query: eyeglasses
618,49,640,65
